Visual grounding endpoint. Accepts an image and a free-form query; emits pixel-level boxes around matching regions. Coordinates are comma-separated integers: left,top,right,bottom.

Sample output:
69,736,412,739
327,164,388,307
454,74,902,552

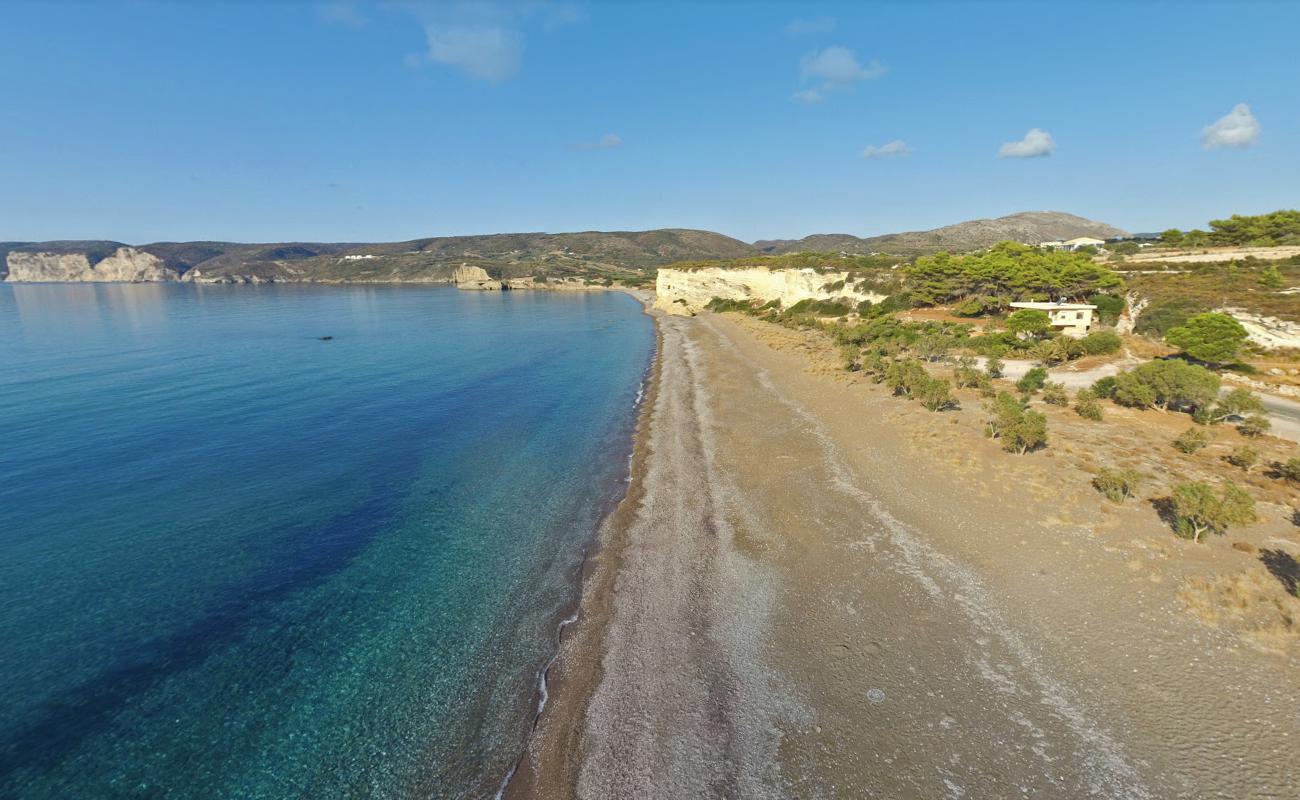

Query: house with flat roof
1039,237,1107,252
1009,301,1097,337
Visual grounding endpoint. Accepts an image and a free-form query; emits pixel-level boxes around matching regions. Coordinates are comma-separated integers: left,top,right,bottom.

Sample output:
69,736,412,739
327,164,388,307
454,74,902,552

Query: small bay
0,283,654,799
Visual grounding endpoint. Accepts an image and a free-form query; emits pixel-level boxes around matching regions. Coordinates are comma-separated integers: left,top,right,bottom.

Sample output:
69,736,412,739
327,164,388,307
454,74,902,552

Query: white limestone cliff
654,266,887,315
5,247,178,282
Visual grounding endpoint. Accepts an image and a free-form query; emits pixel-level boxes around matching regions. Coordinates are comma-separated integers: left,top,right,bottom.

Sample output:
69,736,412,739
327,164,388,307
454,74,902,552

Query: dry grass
1178,570,1300,655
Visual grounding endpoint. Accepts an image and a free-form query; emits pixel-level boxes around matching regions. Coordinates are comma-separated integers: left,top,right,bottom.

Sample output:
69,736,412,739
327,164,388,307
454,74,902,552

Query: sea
0,283,655,799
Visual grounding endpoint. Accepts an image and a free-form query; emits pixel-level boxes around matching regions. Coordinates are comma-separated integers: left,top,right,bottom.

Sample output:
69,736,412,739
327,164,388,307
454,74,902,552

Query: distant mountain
754,212,1129,256
2,229,754,284
2,213,1131,284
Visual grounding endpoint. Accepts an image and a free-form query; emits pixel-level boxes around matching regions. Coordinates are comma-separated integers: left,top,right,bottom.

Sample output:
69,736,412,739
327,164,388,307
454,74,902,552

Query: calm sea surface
0,283,654,799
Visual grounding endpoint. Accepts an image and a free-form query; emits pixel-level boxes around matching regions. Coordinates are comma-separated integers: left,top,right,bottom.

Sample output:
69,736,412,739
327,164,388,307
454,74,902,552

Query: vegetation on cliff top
1159,209,1300,248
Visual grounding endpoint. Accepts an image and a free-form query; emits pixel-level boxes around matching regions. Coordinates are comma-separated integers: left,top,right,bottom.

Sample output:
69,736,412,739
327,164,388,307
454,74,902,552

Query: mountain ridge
1,212,1126,283
754,211,1129,256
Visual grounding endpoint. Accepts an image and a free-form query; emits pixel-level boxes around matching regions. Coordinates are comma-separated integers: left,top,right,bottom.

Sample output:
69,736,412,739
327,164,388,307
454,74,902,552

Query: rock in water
450,264,502,291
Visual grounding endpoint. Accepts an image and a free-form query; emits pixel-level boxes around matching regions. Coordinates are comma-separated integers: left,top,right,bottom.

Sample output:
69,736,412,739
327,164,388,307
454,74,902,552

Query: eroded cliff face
654,266,887,315
5,248,178,282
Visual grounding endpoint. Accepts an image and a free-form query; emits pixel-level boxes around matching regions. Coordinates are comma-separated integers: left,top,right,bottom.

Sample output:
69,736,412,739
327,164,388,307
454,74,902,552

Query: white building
1039,237,1106,252
1009,301,1097,337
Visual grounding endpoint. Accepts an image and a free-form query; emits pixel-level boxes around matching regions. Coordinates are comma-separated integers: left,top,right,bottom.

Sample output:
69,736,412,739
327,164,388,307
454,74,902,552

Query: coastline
500,289,664,799
505,304,1299,798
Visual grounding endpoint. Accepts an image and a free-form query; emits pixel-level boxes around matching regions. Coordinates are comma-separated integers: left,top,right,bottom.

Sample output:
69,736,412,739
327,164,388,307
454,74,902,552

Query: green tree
985,391,1047,453
1165,312,1249,365
1111,360,1220,412
1007,309,1052,339
1160,228,1185,247
1169,482,1257,543
1201,388,1264,424
1088,293,1126,325
917,377,957,411
985,356,1005,379
1093,468,1142,503
1016,366,1049,394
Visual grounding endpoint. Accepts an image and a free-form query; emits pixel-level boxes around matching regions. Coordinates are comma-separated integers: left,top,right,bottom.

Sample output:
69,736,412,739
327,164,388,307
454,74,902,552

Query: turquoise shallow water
0,283,654,799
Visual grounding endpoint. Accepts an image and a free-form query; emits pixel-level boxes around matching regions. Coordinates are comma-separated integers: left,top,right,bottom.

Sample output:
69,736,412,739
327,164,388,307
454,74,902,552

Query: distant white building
1009,301,1097,337
1039,237,1106,252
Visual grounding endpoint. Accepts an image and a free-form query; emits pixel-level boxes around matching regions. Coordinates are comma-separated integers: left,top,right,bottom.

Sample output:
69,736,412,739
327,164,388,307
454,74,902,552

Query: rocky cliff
450,264,502,290
5,247,178,282
654,266,887,315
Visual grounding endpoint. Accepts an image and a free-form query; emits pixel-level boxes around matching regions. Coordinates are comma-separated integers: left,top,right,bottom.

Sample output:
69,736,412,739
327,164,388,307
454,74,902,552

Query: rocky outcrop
654,266,887,315
1219,307,1300,350
6,247,178,282
450,264,502,291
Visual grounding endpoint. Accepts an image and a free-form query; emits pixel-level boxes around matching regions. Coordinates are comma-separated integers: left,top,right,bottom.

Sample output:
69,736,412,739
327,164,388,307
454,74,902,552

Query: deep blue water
0,283,654,799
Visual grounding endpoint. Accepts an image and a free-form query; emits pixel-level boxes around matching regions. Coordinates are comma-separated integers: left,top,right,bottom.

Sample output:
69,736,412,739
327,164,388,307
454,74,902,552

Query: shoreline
498,289,663,799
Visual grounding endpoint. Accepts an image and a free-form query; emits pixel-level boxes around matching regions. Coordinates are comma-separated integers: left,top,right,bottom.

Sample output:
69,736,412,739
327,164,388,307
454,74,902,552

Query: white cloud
577,133,623,151
1201,103,1260,149
861,139,912,159
423,25,522,83
317,2,368,28
785,16,836,36
998,128,1055,158
793,45,885,104
800,46,886,85
398,2,582,82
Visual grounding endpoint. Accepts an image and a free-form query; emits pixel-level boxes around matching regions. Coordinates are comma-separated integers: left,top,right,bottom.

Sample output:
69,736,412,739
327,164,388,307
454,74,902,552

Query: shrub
1165,312,1249,365
1238,415,1271,437
1093,468,1142,503
1041,382,1070,406
1111,360,1220,413
1173,428,1211,454
1016,367,1048,394
985,356,1004,379
1134,298,1210,338
1226,445,1259,471
1079,330,1122,355
954,365,988,389
1074,389,1103,420
1169,482,1257,543
1030,338,1079,365
1275,457,1300,483
1091,375,1118,399
840,346,862,372
917,377,957,411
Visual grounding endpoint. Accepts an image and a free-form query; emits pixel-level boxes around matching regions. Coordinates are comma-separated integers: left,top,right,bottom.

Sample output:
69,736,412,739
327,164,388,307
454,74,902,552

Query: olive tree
1169,482,1257,543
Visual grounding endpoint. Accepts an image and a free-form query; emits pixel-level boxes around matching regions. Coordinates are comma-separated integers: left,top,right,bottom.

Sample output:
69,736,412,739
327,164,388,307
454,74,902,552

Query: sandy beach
508,305,1300,799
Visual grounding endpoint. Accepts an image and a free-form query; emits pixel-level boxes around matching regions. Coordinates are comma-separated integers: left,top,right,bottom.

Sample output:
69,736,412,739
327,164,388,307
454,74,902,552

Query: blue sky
1,1,1297,243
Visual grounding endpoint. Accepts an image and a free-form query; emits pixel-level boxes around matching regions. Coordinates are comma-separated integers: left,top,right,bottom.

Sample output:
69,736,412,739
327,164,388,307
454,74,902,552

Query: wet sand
510,308,1300,799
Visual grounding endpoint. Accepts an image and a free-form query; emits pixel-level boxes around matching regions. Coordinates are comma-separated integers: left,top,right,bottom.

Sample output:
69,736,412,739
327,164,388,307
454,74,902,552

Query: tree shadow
1150,496,1179,533
1260,549,1300,596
